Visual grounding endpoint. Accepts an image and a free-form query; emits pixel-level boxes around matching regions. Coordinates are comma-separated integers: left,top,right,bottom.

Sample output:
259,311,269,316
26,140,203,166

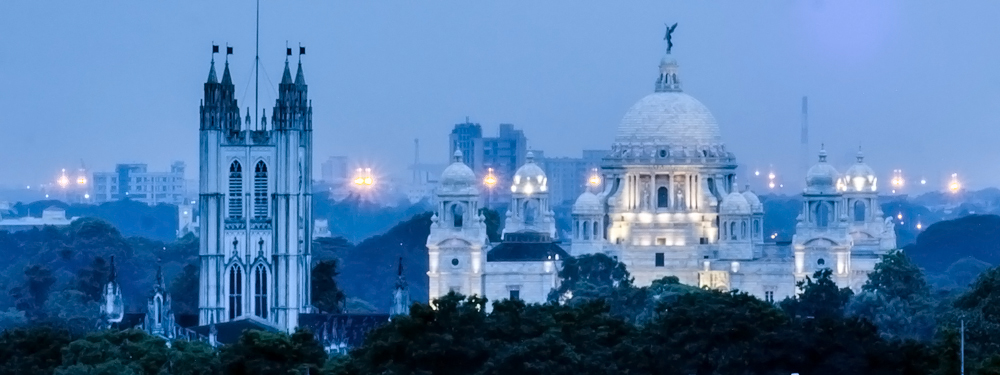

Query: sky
2,1,1000,193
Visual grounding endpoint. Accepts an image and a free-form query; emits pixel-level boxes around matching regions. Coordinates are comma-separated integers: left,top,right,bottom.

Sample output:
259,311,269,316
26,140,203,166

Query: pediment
437,238,473,248
803,237,838,247
850,230,875,240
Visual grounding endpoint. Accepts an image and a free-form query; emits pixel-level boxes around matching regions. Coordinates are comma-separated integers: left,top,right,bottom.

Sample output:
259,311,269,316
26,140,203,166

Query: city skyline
2,1,999,192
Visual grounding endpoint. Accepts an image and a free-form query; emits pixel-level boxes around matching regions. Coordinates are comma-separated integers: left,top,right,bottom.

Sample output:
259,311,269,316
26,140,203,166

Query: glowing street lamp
588,168,601,187
57,169,69,189
353,168,374,187
949,173,960,193
891,169,904,189
483,168,497,188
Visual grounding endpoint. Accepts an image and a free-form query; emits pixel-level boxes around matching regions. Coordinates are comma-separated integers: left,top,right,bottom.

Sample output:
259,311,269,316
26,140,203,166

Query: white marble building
426,34,896,306
198,53,313,332
565,42,896,302
427,151,566,307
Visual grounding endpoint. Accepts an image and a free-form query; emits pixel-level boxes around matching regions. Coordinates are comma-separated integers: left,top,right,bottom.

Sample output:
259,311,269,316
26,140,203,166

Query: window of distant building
509,289,520,300
655,253,665,267
765,291,774,303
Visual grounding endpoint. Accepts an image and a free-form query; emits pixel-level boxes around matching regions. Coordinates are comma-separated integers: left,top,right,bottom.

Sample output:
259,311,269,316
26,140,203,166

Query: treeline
4,250,1000,374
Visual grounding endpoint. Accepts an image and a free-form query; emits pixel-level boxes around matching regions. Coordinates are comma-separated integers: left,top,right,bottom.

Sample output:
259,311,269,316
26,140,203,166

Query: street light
57,169,69,189
483,168,497,208
588,168,601,187
949,173,961,193
353,168,374,187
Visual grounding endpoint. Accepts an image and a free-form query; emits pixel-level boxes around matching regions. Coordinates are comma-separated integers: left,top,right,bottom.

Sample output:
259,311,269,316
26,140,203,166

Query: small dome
440,150,476,188
573,191,602,214
806,148,840,194
720,190,751,215
842,149,877,192
511,152,547,195
741,186,763,213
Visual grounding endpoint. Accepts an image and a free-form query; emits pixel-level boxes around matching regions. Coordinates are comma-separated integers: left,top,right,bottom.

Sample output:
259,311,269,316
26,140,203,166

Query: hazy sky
2,1,999,193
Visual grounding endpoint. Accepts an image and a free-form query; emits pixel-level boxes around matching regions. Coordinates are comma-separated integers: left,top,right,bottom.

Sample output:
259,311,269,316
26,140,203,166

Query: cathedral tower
199,49,313,332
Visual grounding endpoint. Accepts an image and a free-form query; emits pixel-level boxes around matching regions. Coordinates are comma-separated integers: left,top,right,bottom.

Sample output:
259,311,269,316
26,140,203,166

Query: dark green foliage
905,214,1000,272
311,260,346,314
74,257,110,303
479,208,502,242
0,325,72,375
850,249,936,341
56,329,170,375
219,329,325,375
9,265,56,316
781,268,854,320
336,212,432,311
169,263,199,315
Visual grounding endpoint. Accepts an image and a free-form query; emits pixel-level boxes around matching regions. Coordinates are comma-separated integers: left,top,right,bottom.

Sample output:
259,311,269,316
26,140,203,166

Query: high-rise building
320,156,349,184
91,162,187,205
448,121,528,203
197,53,313,332
540,150,608,205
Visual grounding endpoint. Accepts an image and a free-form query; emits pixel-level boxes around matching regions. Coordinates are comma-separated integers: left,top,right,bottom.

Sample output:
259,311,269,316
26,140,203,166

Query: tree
9,265,56,318
781,269,854,320
170,263,200,315
311,260,346,314
849,249,936,341
347,293,491,375
479,208,502,243
74,257,110,303
56,329,169,375
0,325,73,375
549,253,632,302
219,329,326,375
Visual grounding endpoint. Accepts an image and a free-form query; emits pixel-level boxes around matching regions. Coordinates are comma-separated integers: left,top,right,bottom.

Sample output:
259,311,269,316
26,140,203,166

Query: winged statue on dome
664,22,678,53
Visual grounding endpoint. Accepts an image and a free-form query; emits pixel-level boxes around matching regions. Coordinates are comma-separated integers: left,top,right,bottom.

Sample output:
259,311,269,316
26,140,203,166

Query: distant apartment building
448,121,528,203
320,156,349,184
91,162,186,205
540,150,608,205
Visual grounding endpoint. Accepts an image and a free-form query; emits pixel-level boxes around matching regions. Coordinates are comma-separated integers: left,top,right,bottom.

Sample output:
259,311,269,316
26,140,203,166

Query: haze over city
3,1,1000,191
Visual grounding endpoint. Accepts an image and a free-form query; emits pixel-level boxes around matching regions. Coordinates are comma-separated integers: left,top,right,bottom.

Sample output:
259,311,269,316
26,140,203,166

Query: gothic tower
199,50,312,332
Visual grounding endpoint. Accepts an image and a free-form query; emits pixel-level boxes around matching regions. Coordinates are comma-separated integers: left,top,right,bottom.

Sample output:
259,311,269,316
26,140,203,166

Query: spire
856,146,864,163
294,61,306,86
221,61,233,85
207,60,218,84
245,108,251,128
390,257,409,317
280,60,292,85
453,149,463,163
397,257,404,278
108,256,117,284
155,265,163,287
818,144,828,163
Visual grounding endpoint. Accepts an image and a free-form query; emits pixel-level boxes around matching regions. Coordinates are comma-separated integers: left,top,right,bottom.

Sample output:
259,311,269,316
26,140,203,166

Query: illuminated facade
91,162,187,205
198,53,313,332
567,40,896,301
427,151,566,307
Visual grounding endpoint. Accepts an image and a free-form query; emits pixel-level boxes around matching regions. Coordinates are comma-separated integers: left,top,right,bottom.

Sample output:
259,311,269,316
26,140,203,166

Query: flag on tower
299,46,306,55
226,46,233,55
286,47,292,56
212,45,219,54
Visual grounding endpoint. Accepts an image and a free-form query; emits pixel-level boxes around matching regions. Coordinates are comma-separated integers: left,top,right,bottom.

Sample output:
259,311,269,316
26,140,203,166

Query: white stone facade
566,49,896,302
198,57,313,332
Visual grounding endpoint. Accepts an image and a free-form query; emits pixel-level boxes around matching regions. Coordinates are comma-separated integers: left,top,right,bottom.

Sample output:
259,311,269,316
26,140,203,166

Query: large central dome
614,91,722,147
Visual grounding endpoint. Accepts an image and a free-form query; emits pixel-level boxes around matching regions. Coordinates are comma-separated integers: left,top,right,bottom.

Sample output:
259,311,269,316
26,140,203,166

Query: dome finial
655,22,682,93
856,146,864,163
818,144,827,162
526,150,535,163
453,149,463,162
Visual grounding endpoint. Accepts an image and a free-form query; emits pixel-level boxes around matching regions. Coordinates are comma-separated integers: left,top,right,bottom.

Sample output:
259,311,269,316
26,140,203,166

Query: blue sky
1,1,999,193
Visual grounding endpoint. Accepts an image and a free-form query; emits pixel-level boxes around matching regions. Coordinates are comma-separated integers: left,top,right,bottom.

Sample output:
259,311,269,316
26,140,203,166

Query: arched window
154,295,162,323
741,221,748,239
253,161,268,219
451,203,465,228
754,220,760,236
228,161,243,219
228,265,243,320
657,186,669,208
583,221,591,240
593,221,599,240
854,200,866,222
254,264,268,319
524,200,538,225
575,221,580,239
815,202,830,228
730,222,737,240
